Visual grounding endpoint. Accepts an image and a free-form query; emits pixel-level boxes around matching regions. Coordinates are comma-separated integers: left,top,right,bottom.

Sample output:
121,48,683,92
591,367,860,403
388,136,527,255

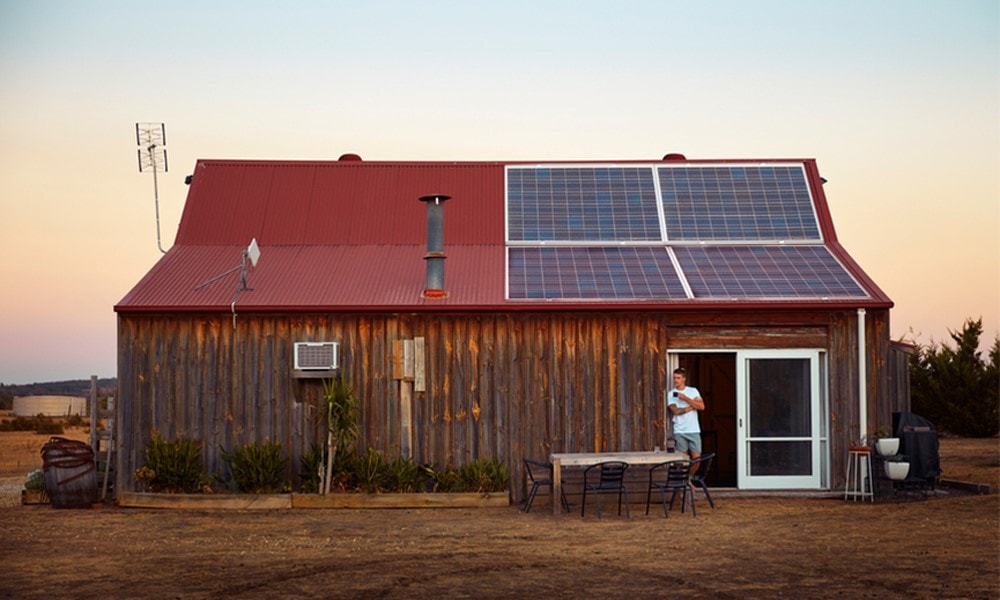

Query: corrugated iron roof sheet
116,157,892,313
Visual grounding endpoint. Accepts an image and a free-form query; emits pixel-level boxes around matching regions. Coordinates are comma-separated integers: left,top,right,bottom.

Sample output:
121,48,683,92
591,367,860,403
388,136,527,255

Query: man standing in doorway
668,367,705,477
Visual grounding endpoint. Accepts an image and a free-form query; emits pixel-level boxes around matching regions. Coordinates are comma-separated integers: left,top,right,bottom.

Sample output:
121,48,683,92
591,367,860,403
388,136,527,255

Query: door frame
668,349,829,490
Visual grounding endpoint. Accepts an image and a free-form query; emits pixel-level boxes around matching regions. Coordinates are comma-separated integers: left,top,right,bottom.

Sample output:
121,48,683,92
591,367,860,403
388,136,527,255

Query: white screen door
736,350,823,489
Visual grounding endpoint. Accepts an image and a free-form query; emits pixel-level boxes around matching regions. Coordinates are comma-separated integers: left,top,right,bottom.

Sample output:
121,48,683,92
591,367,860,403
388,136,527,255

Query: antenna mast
136,123,169,254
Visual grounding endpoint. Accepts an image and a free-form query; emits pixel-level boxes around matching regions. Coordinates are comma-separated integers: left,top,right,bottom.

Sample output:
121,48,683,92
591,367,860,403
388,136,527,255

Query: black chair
523,459,569,513
646,459,693,517
689,453,716,509
581,461,630,519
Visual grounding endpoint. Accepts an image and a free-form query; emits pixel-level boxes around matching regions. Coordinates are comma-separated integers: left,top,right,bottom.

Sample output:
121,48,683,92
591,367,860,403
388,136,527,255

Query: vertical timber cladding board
549,318,564,456
452,317,468,463
432,318,447,465
402,339,414,457
414,337,426,392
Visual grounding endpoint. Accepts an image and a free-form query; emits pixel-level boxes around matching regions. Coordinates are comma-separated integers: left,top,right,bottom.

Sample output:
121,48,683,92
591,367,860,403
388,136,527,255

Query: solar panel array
505,164,869,302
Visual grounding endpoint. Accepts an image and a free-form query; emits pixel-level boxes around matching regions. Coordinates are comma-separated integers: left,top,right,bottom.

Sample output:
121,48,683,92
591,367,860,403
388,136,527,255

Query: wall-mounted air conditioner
294,342,339,370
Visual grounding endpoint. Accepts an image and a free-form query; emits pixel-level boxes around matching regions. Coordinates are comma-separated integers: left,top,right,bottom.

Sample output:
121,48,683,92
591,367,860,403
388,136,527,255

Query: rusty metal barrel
42,437,97,508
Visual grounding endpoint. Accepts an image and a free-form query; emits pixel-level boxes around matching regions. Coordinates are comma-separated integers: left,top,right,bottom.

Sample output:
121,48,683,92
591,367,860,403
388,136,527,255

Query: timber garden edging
118,491,510,510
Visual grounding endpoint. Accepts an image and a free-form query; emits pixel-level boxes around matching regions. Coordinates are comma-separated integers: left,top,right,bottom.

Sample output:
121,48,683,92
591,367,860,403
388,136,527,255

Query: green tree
320,376,360,495
910,318,999,437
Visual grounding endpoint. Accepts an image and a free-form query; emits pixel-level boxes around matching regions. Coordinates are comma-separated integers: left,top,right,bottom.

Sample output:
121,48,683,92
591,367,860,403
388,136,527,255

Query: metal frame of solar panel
504,163,868,302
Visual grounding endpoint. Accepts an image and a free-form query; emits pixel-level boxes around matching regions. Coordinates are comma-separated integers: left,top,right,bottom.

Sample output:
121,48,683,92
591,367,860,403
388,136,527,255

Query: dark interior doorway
677,353,737,487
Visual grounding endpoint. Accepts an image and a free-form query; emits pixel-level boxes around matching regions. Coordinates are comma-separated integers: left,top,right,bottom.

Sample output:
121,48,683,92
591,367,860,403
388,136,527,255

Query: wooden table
548,450,687,515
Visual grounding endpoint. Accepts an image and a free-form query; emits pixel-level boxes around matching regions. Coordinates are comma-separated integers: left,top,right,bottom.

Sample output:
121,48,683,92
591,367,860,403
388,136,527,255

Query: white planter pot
876,438,900,457
884,461,910,481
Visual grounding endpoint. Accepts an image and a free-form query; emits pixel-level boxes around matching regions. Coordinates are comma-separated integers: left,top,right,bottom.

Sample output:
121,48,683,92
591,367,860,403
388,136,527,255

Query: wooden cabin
115,154,903,500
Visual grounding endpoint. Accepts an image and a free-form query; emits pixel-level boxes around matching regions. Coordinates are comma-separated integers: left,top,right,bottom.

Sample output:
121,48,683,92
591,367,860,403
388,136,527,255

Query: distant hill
0,379,117,410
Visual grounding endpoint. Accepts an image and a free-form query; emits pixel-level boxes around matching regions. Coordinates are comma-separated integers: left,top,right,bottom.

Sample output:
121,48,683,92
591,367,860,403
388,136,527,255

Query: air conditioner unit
294,342,339,370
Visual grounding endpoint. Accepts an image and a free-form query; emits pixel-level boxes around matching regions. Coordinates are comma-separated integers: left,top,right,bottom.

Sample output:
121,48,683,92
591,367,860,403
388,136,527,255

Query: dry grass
0,431,997,598
0,428,90,478
937,436,1000,489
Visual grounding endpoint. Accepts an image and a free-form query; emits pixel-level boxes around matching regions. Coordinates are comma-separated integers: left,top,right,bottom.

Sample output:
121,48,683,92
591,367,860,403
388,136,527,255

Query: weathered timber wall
116,309,891,499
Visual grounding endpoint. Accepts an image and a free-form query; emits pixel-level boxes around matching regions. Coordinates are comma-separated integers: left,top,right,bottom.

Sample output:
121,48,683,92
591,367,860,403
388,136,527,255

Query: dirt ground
0,430,997,599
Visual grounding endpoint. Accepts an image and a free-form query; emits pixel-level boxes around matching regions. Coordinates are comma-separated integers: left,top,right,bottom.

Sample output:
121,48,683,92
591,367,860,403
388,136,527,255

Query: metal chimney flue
419,194,450,298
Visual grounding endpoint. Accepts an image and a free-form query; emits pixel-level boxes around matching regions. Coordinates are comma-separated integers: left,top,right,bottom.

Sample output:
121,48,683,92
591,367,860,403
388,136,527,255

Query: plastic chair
645,459,694,517
523,459,569,513
689,453,716,509
581,461,630,519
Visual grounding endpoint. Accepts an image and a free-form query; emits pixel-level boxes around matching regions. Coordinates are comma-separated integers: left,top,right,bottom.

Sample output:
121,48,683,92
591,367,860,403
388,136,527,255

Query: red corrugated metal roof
116,157,892,313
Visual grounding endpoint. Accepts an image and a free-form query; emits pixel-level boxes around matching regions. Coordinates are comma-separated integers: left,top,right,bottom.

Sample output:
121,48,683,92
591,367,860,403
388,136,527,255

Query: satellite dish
194,238,263,329
247,238,260,268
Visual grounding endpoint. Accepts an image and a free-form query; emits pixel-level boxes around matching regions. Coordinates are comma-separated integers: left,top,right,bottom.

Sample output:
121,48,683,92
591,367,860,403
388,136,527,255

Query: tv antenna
195,238,262,328
136,123,169,253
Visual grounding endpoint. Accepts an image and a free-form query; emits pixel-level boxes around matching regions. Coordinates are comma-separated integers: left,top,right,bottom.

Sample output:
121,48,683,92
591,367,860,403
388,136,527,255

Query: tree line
909,317,999,437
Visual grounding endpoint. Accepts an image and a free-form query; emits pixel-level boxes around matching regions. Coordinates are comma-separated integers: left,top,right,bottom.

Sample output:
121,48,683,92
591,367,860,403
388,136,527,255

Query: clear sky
1,1,997,384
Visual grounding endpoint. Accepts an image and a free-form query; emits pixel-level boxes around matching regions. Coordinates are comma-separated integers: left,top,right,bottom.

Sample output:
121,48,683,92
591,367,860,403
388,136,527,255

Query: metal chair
522,459,569,513
581,461,630,519
689,452,716,509
645,459,693,517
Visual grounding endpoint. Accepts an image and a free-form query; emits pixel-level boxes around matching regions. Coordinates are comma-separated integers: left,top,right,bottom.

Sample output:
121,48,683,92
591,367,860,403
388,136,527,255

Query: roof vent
419,194,450,299
662,153,687,161
338,153,362,162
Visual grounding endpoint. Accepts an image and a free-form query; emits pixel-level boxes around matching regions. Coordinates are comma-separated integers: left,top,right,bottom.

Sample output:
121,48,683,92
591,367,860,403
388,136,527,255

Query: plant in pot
873,426,900,457
883,453,910,481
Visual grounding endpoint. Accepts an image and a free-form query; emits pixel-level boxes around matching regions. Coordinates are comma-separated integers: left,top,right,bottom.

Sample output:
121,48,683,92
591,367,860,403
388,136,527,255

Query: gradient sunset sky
1,1,997,384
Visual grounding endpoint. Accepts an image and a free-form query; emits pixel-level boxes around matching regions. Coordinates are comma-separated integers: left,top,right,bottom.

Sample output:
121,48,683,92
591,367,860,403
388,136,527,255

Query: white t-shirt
668,385,702,434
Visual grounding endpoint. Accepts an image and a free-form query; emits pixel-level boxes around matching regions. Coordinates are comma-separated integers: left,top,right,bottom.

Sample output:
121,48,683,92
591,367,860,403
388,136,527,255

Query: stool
844,447,874,502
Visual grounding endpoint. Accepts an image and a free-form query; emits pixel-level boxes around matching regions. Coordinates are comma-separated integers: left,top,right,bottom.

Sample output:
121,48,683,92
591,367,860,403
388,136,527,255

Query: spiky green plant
298,442,325,493
142,434,205,493
221,440,288,494
384,455,423,493
456,457,510,493
352,447,387,493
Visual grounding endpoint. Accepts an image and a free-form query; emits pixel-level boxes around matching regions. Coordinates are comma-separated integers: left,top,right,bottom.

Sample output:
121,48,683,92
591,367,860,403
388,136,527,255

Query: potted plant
883,454,910,481
872,426,900,457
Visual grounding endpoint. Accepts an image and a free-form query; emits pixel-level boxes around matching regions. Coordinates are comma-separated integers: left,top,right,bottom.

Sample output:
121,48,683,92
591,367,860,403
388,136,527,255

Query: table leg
552,457,562,516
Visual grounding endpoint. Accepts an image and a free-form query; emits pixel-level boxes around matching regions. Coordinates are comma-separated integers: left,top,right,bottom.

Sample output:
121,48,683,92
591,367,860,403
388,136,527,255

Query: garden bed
118,490,509,510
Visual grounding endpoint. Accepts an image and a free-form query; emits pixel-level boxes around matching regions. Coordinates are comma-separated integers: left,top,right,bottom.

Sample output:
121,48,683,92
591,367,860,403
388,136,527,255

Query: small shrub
142,434,205,493
423,463,461,493
134,466,156,492
352,447,388,493
299,442,325,494
222,440,288,494
35,419,64,435
0,416,63,433
24,469,44,491
456,457,510,493
384,455,423,493
66,414,85,428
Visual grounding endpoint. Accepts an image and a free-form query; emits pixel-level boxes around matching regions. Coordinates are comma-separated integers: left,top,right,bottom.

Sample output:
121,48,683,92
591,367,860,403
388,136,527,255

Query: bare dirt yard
0,430,997,599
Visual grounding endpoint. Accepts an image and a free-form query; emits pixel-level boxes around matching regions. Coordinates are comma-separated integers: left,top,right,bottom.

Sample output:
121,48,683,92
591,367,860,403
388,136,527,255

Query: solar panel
507,167,661,242
659,165,821,242
504,163,865,303
508,247,688,300
673,246,869,299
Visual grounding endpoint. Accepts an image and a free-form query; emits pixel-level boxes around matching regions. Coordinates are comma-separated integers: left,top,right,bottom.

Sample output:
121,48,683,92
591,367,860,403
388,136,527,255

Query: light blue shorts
674,432,702,455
